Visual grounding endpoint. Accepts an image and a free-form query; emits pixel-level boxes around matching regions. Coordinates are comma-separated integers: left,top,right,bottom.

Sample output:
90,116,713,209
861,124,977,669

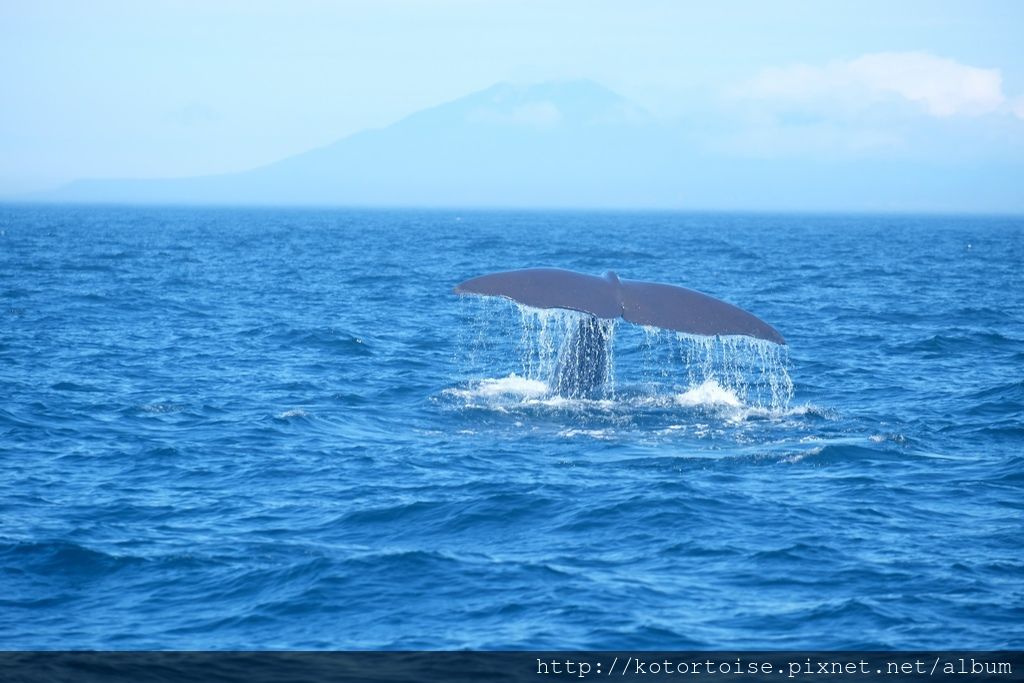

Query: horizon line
2,199,1022,219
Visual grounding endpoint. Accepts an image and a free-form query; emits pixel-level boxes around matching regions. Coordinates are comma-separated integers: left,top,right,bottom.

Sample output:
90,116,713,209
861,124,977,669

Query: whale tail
454,268,785,345
454,268,785,398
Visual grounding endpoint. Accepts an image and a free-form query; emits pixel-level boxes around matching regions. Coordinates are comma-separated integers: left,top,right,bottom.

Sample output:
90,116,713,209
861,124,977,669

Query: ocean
1,205,1021,649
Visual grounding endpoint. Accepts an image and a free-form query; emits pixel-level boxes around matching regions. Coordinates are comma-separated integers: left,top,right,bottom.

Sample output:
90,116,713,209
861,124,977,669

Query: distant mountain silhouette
35,79,1024,211
43,80,689,208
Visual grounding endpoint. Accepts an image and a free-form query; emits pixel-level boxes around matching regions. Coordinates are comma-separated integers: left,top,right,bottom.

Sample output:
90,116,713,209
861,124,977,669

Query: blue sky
2,1,1023,209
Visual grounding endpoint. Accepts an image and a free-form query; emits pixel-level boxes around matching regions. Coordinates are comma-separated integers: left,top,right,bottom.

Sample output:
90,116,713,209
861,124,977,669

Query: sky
2,0,1023,209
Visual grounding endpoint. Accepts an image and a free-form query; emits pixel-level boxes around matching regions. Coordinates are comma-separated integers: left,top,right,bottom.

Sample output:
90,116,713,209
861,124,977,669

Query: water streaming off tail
456,297,793,411
458,298,616,393
639,327,794,410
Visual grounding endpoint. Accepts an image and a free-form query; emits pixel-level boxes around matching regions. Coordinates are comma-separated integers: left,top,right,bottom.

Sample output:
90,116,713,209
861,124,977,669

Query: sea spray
515,305,568,382
670,331,793,410
457,298,792,410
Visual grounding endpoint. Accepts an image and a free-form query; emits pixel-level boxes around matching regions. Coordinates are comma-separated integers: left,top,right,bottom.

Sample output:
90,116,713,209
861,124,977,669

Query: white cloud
849,52,1004,116
738,52,1018,119
1014,97,1024,120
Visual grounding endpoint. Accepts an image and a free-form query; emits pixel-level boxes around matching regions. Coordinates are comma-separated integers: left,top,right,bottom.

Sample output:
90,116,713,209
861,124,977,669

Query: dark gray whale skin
454,268,785,344
454,268,785,397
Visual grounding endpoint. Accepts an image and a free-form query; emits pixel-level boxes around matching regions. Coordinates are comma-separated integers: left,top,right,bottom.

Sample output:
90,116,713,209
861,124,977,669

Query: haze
3,1,1023,212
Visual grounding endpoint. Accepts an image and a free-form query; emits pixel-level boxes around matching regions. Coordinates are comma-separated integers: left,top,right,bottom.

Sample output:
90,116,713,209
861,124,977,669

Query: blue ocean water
1,205,1022,650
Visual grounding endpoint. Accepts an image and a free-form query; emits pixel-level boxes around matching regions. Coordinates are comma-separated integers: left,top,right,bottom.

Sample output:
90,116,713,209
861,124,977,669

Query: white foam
444,374,627,413
558,428,616,440
782,446,823,464
457,297,797,417
446,374,550,400
139,402,183,414
674,379,742,408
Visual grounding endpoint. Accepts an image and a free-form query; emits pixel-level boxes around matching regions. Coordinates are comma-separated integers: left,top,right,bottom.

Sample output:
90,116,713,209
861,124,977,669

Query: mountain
34,79,1024,212
43,80,687,209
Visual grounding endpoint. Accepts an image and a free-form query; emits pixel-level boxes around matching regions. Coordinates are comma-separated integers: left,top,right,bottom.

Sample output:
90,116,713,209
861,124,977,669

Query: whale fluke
454,268,785,345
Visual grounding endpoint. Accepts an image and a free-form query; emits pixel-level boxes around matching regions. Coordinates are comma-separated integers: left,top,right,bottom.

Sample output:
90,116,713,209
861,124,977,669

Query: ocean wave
0,540,144,577
780,440,916,465
50,381,101,392
241,324,374,356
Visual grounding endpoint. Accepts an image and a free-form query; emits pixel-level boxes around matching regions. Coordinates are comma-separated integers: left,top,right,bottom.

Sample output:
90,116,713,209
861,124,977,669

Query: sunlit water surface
1,206,1022,648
